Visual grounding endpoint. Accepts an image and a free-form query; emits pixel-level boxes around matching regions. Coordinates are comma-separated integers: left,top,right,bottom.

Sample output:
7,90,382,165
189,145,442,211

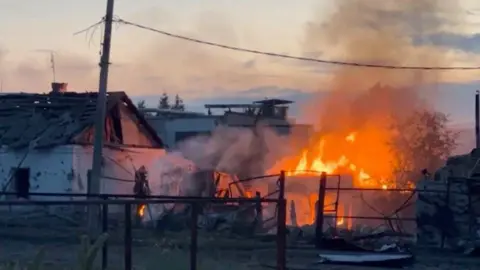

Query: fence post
124,203,132,270
315,172,327,248
276,171,287,270
102,197,109,270
440,178,452,249
255,191,263,232
190,203,199,270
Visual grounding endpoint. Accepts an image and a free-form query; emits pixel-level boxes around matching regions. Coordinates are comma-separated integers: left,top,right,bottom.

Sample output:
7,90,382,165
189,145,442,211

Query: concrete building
0,85,165,202
141,98,313,150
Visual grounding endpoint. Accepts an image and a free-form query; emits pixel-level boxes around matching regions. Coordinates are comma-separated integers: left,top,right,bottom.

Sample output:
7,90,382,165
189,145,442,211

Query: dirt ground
0,228,479,270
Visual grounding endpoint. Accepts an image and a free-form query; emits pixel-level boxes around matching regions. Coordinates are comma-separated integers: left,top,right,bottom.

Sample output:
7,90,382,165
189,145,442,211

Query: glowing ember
138,204,146,217
345,132,356,142
337,217,344,226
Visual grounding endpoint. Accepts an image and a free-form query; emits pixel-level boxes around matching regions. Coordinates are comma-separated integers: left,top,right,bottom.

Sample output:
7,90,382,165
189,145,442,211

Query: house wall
0,145,74,201
71,145,166,195
146,117,218,149
0,145,167,211
72,145,185,214
118,104,157,146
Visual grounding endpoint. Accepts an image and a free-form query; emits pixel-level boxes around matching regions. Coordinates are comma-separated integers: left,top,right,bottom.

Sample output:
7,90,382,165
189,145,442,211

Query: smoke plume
175,125,291,177
300,0,464,167
303,0,462,92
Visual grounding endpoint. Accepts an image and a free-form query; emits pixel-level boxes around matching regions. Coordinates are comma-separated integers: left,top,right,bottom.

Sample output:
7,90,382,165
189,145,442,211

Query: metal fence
0,195,287,270
0,171,473,269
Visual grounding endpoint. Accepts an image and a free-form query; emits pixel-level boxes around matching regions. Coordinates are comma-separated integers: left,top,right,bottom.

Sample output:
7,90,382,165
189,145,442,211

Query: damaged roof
0,91,164,149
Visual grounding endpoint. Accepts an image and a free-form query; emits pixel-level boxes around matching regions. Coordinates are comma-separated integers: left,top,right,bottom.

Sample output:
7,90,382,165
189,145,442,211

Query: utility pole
475,91,479,148
89,0,115,235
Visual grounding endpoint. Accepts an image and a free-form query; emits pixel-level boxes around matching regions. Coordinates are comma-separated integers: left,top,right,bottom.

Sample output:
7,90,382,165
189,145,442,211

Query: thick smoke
290,0,467,227
301,0,464,165
143,125,290,221
303,0,462,91
175,125,290,177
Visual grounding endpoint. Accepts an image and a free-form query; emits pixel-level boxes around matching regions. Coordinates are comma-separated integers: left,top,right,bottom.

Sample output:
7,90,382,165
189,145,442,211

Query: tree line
136,92,185,111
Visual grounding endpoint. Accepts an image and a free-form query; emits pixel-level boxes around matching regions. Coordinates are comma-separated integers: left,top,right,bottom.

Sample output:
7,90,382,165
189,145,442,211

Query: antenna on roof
50,52,56,82
33,49,56,82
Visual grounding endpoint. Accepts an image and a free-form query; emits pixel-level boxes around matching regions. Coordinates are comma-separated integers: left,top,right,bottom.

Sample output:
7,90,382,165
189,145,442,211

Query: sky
1,0,480,126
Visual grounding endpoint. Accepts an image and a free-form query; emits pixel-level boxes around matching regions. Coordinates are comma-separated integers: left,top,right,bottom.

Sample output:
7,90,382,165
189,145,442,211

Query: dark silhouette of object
134,166,149,198
14,168,30,199
137,100,146,109
158,93,170,109
133,166,150,220
421,168,431,179
172,94,185,111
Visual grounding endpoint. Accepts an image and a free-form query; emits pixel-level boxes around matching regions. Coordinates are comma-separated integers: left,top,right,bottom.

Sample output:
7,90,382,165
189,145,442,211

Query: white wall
71,145,167,195
0,145,74,201
0,145,170,215
0,145,167,199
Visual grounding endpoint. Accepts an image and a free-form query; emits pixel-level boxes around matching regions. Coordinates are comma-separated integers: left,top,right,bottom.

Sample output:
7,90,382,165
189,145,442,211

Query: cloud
415,32,480,54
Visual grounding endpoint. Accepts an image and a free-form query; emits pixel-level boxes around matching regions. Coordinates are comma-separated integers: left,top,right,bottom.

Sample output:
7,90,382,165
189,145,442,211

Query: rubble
416,148,480,250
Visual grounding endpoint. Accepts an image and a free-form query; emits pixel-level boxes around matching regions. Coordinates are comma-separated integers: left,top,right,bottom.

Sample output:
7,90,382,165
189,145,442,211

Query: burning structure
132,0,469,244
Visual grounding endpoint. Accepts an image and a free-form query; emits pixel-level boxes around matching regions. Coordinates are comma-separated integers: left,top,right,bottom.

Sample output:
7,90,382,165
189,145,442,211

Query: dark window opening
13,168,30,199
175,131,211,143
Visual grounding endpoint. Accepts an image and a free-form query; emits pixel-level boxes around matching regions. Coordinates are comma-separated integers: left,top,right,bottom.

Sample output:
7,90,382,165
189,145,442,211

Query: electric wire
114,18,480,71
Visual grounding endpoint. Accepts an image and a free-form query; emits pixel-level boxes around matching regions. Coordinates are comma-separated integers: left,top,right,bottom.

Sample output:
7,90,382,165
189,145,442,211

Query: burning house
0,83,165,204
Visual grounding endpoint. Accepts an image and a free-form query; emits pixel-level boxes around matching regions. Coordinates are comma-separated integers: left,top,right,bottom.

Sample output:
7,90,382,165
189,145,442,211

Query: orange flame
286,132,385,187
138,204,146,217
337,217,344,226
267,131,399,227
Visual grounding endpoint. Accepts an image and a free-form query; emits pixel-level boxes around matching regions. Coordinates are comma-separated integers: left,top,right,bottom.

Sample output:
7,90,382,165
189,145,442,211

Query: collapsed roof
0,91,164,149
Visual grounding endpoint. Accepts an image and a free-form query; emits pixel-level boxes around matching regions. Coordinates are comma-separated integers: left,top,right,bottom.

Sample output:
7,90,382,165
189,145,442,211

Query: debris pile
416,148,480,250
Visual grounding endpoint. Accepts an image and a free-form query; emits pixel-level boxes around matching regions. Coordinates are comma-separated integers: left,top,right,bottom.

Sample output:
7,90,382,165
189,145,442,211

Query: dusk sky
1,0,480,125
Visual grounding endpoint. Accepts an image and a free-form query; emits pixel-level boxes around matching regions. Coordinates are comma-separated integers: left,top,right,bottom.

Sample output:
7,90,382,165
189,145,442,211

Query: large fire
267,129,406,227
272,131,394,188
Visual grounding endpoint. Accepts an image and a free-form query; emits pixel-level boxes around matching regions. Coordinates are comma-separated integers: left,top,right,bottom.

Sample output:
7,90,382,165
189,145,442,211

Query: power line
73,19,104,36
114,18,480,71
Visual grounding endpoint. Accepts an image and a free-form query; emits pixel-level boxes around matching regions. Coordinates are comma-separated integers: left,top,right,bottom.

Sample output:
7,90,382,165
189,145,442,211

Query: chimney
51,82,68,94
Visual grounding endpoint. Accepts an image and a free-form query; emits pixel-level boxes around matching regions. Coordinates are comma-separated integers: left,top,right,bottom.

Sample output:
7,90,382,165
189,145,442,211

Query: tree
136,100,146,109
390,109,458,186
158,93,170,109
171,94,185,111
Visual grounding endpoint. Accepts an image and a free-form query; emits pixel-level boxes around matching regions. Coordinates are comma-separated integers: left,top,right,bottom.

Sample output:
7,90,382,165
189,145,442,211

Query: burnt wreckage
146,99,304,233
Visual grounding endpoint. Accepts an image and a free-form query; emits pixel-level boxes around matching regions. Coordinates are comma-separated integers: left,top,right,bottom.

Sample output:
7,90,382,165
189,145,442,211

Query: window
13,168,30,199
